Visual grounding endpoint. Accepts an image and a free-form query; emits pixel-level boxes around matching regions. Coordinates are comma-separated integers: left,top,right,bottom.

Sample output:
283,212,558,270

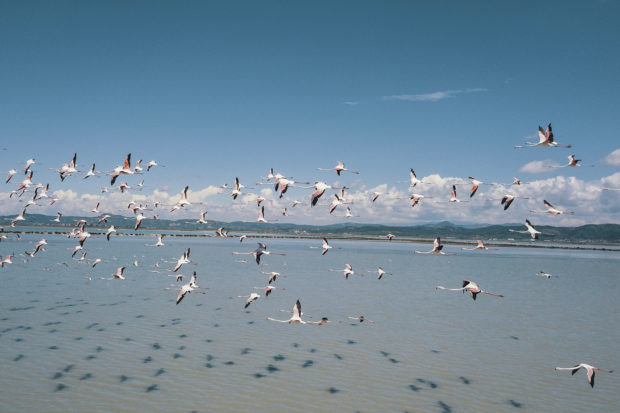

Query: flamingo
239,292,260,308
176,271,203,305
91,258,102,267
196,211,208,224
275,177,311,198
318,238,340,255
170,186,192,212
254,285,283,297
261,271,281,284
310,181,335,207
231,177,243,200
257,205,278,223
1,253,15,267
467,177,494,198
318,161,359,175
112,266,126,280
11,209,27,227
498,194,529,210
58,153,78,180
415,237,447,254
24,158,35,173
348,316,373,323
134,213,147,230
461,240,493,251
146,160,161,171
375,267,392,280
329,264,355,279
555,364,613,388
410,194,426,207
530,200,574,216
371,192,382,202
386,233,395,241
83,163,96,179
436,280,504,300
105,225,116,241
449,185,468,203
98,214,111,223
215,227,228,237
267,300,327,325
173,248,191,272
538,271,555,278
6,169,17,183
509,219,542,239
110,153,135,185
409,169,423,188
515,123,572,148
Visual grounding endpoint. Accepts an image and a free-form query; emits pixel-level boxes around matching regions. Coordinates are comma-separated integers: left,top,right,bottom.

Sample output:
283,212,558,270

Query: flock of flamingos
1,123,616,388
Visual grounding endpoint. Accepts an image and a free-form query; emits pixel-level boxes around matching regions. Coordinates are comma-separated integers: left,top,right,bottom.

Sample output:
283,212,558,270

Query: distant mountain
2,213,619,243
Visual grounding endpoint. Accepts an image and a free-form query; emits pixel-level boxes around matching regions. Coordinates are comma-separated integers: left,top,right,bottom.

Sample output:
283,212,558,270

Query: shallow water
1,234,618,412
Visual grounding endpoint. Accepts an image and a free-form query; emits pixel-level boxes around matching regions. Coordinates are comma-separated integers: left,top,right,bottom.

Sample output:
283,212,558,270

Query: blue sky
1,1,619,226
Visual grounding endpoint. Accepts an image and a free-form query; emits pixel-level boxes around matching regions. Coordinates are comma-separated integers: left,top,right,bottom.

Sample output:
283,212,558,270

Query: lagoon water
1,233,618,412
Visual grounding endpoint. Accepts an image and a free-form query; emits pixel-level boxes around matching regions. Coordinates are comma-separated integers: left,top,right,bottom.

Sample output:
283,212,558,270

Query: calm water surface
1,234,618,412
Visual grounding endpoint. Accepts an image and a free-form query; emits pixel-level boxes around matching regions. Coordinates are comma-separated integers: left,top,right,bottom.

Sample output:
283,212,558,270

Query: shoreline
3,227,619,252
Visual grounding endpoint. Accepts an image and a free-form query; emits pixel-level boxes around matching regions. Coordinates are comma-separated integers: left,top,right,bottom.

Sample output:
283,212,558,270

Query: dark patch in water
292,343,299,348
15,338,23,342
273,354,286,362
178,345,186,351
85,355,96,360
173,353,182,359
179,334,187,338
48,345,59,350
509,336,519,340
97,328,105,332
346,339,356,345
459,376,471,385
302,360,314,368
95,346,104,352
327,387,339,394
205,339,213,343
206,355,215,361
507,400,523,408
143,356,153,364
213,324,219,328
205,363,214,368
48,329,58,333
136,315,145,318
416,378,437,389
119,375,130,382
254,373,265,378
224,361,234,366
10,306,35,312
13,354,25,362
159,324,167,328
389,358,399,364
431,349,441,354
308,348,317,353
408,384,421,392
152,343,161,350
154,368,166,376
266,364,279,373
333,354,343,360
241,347,251,355
85,323,99,330
54,383,68,392
124,337,132,342
51,372,63,380
44,321,61,326
247,321,254,325
145,384,158,392
380,351,390,357
438,401,452,413
63,364,75,373
79,373,93,381
116,322,124,325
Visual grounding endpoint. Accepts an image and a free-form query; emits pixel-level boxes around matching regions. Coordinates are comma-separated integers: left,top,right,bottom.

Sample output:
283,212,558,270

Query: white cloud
519,160,558,174
605,148,620,165
383,88,486,102
342,101,360,105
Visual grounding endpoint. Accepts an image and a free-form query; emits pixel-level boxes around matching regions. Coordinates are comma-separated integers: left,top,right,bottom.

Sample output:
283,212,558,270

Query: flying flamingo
386,233,395,241
231,177,244,200
24,158,35,173
415,237,449,254
498,194,529,210
348,316,373,323
6,169,17,183
515,123,572,148
11,209,27,227
461,240,494,251
310,181,336,207
409,169,423,188
449,185,469,203
313,238,341,255
239,292,260,309
267,300,327,325
467,177,494,198
318,161,359,175
329,264,355,279
176,271,203,305
172,248,191,272
112,266,126,280
436,280,504,300
110,153,136,185
105,225,116,241
374,267,392,280
257,205,278,223
555,364,613,388
530,200,574,216
538,271,555,278
83,163,96,179
509,219,542,239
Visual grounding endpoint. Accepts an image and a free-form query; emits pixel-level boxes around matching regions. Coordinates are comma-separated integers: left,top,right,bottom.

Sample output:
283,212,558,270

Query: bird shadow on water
507,399,524,409
437,401,452,413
